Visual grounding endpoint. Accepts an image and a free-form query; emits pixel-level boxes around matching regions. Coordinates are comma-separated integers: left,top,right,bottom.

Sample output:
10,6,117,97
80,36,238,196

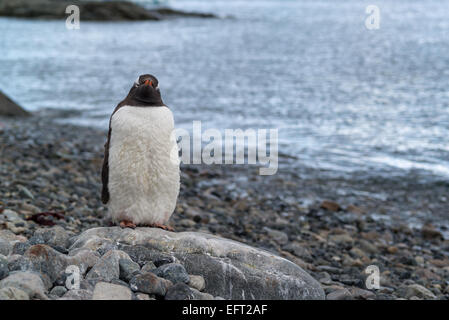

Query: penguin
101,74,179,230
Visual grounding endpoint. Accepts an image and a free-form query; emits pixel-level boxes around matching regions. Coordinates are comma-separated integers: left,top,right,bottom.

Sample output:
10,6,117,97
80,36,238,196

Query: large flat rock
69,227,325,300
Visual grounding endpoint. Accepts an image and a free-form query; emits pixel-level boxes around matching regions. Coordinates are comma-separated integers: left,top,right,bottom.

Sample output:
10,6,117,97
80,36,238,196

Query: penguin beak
144,80,153,87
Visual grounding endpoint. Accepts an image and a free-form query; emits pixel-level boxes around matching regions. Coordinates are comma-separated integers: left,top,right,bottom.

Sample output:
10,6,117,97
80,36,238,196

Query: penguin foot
119,220,136,229
146,223,175,232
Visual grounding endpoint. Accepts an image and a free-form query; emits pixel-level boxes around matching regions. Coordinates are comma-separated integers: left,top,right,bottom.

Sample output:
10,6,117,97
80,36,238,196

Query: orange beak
144,79,153,86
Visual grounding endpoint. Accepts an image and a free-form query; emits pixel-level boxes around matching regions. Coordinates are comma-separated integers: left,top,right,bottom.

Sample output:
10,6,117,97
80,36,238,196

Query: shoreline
1,112,448,300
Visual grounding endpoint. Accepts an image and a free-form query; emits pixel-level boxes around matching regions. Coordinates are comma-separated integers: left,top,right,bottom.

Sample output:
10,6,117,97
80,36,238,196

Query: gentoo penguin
101,74,179,230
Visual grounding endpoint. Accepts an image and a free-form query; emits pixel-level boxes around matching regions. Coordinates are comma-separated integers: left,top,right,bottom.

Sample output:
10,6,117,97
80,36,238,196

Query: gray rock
188,275,205,291
141,261,156,273
399,284,437,300
263,227,289,245
7,254,32,272
129,272,172,296
154,263,190,284
16,245,100,287
69,227,325,299
114,244,176,267
165,282,196,300
69,237,117,256
66,249,101,275
135,293,154,300
23,244,68,286
86,250,129,282
2,209,21,221
0,240,11,257
0,271,47,299
92,282,132,300
60,289,92,300
0,230,26,242
0,255,8,280
12,241,31,255
33,226,71,249
119,258,140,282
49,286,67,297
0,286,29,300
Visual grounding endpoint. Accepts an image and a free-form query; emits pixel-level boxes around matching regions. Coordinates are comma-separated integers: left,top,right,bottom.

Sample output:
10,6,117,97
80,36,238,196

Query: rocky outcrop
0,0,217,21
69,227,325,300
0,226,324,300
0,90,30,117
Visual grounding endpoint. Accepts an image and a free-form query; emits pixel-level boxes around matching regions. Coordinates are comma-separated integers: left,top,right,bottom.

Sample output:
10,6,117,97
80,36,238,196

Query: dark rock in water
0,90,30,117
154,8,216,19
154,263,190,284
0,0,217,21
0,0,160,20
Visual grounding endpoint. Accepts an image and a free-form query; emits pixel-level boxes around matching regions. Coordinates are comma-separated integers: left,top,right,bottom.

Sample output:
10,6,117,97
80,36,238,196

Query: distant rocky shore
0,0,217,21
0,108,448,300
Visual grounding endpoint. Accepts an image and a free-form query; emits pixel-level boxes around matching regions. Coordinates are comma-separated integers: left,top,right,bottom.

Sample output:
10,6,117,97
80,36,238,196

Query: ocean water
0,0,448,181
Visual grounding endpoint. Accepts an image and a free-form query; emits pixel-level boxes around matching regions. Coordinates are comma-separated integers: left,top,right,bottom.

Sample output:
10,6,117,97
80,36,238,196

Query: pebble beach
0,111,448,300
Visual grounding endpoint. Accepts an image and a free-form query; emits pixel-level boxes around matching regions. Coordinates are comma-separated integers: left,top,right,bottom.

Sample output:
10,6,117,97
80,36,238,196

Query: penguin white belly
107,105,180,225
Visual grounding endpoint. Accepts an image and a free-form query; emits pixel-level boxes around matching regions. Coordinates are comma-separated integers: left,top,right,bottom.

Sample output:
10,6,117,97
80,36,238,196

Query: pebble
328,234,354,245
188,275,206,291
320,200,340,212
263,227,289,245
119,258,140,282
92,282,132,300
165,282,196,300
18,186,34,200
400,284,437,300
141,261,156,273
0,271,47,299
33,226,71,249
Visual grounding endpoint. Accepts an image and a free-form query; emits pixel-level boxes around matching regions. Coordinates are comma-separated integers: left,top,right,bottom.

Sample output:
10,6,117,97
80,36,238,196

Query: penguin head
131,74,163,105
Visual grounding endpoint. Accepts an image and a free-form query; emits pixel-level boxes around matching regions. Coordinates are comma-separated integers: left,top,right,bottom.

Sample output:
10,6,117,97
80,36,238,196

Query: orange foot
119,220,136,229
146,223,175,232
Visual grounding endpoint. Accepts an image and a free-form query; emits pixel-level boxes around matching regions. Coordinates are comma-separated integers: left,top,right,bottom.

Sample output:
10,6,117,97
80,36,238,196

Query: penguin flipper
101,126,111,204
